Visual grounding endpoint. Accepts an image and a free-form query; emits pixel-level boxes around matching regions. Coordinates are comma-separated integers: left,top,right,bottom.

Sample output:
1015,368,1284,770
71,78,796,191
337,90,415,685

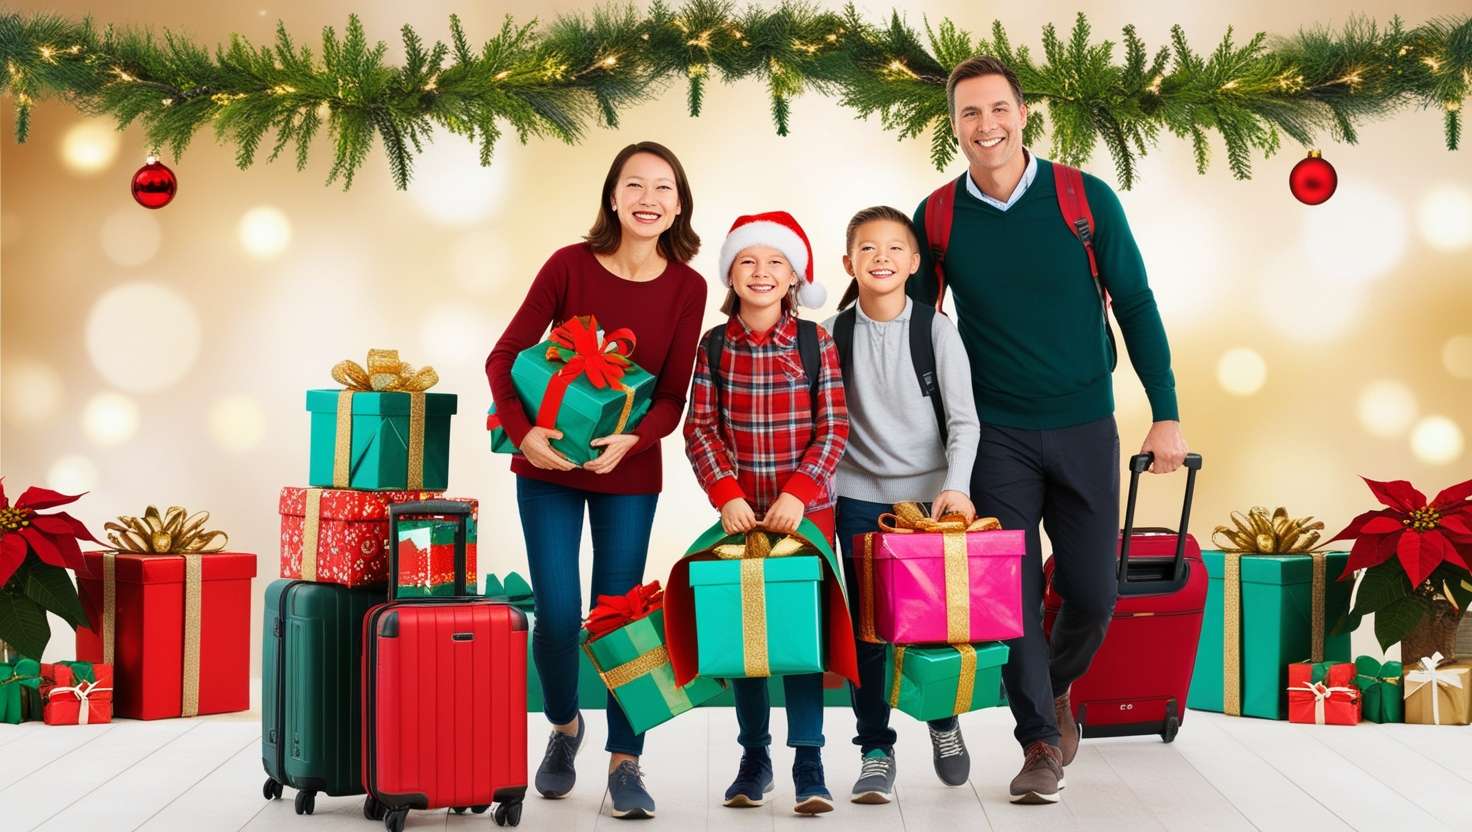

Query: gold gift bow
101,506,228,718
1211,506,1327,717
1405,652,1466,726
329,349,438,489
865,503,1000,644
889,644,978,715
710,532,815,678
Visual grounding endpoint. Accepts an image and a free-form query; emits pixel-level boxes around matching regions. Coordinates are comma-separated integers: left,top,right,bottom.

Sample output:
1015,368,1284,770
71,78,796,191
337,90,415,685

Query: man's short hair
946,55,1025,120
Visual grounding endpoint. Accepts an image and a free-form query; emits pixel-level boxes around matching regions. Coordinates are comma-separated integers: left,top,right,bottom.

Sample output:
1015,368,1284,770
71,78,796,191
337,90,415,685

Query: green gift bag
689,543,824,678
487,316,655,466
484,572,608,711
1188,549,1351,719
1,659,43,724
583,609,725,734
1354,656,1404,723
307,389,456,491
884,643,1009,721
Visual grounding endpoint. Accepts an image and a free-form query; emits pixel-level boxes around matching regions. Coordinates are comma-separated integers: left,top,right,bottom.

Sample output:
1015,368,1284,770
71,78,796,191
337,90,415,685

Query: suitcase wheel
471,805,490,814
453,807,467,814
384,807,409,832
294,789,316,816
494,800,523,827
262,777,283,801
363,796,387,822
1162,715,1180,743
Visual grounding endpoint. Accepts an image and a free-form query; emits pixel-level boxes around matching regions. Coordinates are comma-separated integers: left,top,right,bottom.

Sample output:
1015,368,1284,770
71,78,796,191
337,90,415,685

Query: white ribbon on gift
1287,680,1357,724
47,678,113,725
1404,652,1464,726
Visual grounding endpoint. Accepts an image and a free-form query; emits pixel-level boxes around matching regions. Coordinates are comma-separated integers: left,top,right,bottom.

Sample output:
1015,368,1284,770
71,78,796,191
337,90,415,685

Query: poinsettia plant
1331,477,1472,652
0,480,97,660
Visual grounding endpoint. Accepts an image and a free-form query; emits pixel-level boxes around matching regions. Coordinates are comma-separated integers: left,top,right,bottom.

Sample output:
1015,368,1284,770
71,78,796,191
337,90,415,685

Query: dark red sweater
486,242,709,494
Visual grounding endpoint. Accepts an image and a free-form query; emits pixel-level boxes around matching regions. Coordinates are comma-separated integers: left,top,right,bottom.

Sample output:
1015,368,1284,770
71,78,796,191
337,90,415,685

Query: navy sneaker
723,747,774,808
534,714,584,798
608,760,656,820
793,757,834,815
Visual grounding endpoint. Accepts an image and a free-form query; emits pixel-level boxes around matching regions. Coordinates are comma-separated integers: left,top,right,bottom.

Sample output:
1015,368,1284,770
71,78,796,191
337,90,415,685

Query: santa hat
716,211,826,308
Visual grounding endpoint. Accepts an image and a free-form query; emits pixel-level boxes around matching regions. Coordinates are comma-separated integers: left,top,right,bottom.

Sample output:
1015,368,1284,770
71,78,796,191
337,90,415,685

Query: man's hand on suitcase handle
1138,420,1189,474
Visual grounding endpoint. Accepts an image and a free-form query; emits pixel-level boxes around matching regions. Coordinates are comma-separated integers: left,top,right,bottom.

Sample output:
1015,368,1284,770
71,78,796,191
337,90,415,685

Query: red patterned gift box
41,662,114,725
278,486,443,586
1287,661,1362,725
76,550,256,720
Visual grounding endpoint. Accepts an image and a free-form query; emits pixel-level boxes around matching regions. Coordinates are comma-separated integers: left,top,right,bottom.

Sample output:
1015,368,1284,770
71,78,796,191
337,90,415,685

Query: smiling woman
483,140,708,820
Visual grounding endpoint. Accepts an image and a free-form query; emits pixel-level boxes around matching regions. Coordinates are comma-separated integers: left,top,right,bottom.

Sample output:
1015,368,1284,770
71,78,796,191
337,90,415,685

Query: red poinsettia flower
1330,477,1472,586
0,479,98,586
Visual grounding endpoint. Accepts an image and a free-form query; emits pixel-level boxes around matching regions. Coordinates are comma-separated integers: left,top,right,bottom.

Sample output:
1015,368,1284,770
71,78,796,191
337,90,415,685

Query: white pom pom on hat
716,210,826,308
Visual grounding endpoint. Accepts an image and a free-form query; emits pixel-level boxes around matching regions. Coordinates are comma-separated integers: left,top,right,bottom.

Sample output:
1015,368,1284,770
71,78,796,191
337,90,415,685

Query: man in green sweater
907,56,1190,805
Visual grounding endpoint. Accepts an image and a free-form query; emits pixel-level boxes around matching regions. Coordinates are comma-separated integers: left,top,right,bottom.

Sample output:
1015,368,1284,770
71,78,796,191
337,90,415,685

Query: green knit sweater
908,158,1179,430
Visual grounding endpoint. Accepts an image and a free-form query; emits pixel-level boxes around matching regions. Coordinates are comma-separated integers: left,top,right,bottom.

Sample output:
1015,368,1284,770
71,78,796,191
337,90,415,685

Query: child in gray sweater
822,206,982,804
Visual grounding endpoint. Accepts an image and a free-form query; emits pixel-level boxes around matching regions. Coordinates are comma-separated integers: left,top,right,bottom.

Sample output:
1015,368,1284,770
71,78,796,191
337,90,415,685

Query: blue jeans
733,673,825,749
836,496,958,754
515,475,659,756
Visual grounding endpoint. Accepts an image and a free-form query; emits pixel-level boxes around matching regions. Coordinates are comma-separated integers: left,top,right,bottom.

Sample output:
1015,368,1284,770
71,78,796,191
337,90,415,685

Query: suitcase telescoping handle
387,499,472,601
1117,452,1202,595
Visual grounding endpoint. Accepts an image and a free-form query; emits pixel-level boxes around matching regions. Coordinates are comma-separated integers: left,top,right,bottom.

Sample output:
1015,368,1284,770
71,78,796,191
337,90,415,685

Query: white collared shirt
965,150,1037,211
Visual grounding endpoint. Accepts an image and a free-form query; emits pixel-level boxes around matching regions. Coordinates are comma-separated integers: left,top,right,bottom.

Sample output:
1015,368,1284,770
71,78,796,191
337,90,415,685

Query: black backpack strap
796,319,821,418
832,308,857,388
908,303,948,445
703,328,726,407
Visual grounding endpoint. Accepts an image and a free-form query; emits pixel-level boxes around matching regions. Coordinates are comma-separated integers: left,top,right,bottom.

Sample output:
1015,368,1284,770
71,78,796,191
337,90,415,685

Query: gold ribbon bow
101,507,228,718
710,532,816,678
889,644,978,715
861,503,1000,644
328,349,438,489
1211,506,1328,717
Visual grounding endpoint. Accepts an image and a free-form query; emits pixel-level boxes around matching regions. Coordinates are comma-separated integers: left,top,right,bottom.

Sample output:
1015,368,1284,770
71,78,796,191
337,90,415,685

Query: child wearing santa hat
681,210,852,814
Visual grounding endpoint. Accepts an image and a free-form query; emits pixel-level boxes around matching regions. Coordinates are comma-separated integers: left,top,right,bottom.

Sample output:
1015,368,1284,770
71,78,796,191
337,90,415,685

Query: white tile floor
3,697,1471,831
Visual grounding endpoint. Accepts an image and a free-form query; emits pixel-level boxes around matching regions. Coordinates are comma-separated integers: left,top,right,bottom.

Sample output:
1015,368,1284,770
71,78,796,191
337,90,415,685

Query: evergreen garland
1,2,1467,190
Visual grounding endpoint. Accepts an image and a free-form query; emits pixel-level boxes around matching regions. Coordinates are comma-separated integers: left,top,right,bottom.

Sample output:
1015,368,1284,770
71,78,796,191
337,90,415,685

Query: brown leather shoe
1054,688,1080,766
1009,741,1064,804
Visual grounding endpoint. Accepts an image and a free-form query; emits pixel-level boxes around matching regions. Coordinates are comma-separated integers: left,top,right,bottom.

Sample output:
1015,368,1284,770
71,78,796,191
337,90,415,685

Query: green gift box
307,389,456,491
1354,656,1404,723
487,319,655,466
1,658,43,724
689,556,824,678
394,515,478,598
583,609,725,734
484,572,609,712
884,643,1009,721
1187,550,1351,719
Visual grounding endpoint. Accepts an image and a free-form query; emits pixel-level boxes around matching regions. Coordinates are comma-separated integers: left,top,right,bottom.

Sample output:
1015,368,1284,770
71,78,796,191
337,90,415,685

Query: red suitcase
1044,452,1204,743
362,500,528,831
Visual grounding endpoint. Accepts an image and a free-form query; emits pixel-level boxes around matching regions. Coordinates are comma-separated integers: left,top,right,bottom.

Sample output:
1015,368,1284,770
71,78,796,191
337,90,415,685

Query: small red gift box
76,550,256,720
278,486,458,586
41,662,114,725
1287,661,1361,726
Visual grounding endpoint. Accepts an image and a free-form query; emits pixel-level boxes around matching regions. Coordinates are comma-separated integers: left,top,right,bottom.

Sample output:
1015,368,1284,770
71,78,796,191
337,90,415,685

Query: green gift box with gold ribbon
1187,507,1352,719
307,350,456,491
1355,656,1404,723
584,606,725,734
1,658,43,723
487,316,654,466
884,642,1009,722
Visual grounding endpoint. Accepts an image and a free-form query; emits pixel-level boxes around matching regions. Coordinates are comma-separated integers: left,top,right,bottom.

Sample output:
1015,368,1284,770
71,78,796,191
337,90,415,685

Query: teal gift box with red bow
487,315,655,465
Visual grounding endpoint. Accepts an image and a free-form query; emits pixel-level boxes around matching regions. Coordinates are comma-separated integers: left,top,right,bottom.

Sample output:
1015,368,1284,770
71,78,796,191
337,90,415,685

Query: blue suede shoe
534,714,584,798
793,756,834,815
723,747,774,808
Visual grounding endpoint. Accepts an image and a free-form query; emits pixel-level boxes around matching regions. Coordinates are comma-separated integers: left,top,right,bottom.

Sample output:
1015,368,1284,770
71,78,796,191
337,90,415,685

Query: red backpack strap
1052,163,1101,287
923,177,960,314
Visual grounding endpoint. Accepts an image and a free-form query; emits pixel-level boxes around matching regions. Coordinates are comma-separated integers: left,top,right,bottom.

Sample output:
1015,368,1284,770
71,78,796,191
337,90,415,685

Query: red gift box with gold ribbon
278,486,446,586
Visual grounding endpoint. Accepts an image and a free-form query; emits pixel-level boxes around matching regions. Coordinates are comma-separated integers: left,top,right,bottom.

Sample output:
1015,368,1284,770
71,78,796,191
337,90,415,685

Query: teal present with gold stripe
884,643,1009,721
583,609,724,734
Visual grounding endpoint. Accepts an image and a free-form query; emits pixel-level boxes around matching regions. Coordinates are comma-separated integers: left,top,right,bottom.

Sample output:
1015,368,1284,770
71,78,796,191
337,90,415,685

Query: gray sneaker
850,749,896,804
534,714,584,798
929,720,971,786
608,760,656,819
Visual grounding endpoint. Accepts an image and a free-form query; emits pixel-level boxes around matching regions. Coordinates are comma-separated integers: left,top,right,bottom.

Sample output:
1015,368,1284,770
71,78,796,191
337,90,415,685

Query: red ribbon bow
585,581,663,638
534,315,638,430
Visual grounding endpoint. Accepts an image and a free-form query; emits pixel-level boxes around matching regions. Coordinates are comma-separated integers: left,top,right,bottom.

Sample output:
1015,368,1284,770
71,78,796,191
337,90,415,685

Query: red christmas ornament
131,155,177,209
1289,150,1337,205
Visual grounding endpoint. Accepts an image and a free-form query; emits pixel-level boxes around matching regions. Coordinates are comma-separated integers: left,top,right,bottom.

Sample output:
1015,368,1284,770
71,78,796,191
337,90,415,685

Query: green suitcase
261,579,380,815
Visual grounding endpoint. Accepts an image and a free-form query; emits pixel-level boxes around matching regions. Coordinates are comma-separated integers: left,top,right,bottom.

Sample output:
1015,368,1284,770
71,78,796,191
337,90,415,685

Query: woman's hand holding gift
585,433,640,474
520,426,577,471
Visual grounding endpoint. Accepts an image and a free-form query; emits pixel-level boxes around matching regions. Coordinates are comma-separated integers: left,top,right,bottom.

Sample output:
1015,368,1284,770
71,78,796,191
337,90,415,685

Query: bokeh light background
3,0,1470,668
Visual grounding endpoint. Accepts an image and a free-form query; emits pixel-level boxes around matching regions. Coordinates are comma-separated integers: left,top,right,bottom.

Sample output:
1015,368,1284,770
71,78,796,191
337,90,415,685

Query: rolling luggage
1043,452,1205,742
261,579,380,814
362,500,528,831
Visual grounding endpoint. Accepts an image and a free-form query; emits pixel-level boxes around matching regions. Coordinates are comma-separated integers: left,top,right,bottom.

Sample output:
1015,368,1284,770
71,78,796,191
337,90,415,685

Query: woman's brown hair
585,141,700,263
836,206,919,310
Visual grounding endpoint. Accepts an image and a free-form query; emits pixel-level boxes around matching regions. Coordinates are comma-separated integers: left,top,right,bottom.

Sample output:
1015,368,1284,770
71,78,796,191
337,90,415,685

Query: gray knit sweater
823,297,981,504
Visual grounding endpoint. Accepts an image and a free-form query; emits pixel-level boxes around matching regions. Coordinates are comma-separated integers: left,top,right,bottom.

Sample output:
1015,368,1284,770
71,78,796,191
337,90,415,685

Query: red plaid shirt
683,313,849,514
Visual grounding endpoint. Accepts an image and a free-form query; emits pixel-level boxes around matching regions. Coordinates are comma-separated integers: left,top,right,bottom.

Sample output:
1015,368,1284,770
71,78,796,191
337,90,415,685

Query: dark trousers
515,475,659,756
971,416,1120,748
835,496,957,754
